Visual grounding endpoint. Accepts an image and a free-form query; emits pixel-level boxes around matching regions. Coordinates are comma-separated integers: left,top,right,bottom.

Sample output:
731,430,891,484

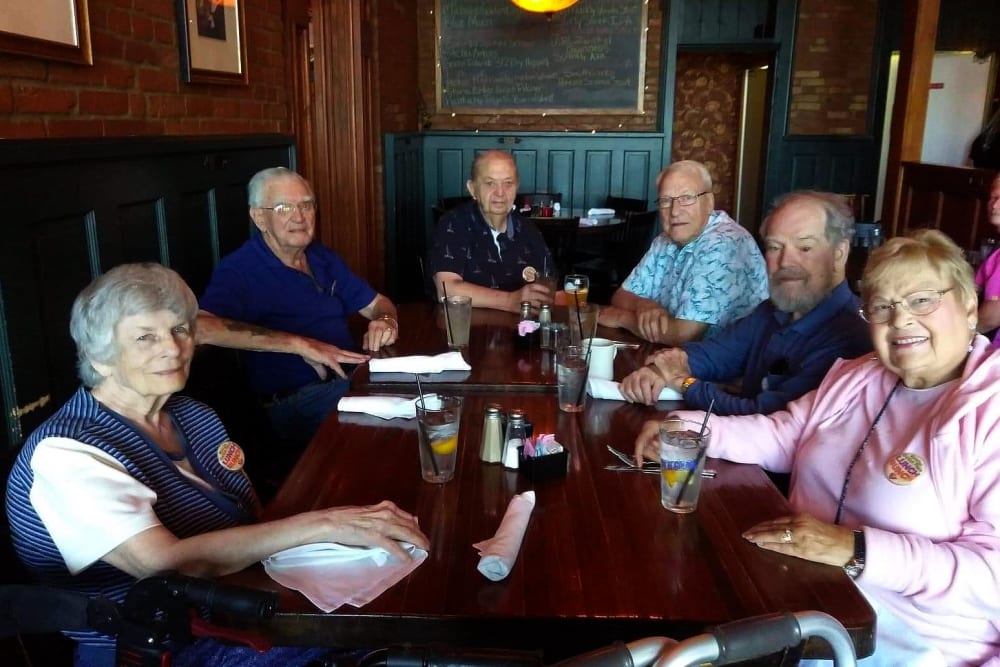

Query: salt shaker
479,404,505,464
519,300,532,322
502,409,527,470
539,304,552,348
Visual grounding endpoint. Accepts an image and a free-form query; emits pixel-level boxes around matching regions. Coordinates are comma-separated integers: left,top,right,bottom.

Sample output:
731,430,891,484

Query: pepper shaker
502,409,527,469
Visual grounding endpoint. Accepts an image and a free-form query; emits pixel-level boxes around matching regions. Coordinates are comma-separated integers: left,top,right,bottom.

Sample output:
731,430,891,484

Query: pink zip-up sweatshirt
676,337,1000,665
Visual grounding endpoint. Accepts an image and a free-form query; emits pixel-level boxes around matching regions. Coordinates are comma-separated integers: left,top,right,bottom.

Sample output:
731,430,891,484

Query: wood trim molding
284,0,314,180
309,0,381,287
881,0,940,236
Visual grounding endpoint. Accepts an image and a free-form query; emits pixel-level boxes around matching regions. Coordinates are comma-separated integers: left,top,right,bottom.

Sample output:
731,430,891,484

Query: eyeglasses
859,288,954,324
259,200,316,217
654,191,709,209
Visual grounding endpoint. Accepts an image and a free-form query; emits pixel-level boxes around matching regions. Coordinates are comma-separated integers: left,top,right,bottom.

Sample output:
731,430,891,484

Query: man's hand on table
636,303,671,343
319,500,430,561
511,282,554,312
363,316,399,352
298,338,370,379
621,347,691,404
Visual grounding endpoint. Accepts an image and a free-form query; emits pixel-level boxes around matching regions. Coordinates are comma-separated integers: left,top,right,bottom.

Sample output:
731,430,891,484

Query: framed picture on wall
0,0,92,65
176,0,248,85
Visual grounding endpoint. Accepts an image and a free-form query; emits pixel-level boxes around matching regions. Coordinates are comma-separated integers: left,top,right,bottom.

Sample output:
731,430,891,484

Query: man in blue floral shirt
600,160,767,345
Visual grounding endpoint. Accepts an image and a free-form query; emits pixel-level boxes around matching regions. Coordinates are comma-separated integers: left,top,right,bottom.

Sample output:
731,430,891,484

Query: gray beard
770,282,826,315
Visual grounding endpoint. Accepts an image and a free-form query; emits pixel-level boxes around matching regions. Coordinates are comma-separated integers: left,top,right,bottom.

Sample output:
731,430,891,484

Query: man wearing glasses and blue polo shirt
198,167,399,457
599,160,768,345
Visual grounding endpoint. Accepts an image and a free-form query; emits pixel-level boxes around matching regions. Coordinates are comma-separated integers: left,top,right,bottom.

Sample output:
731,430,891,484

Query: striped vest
5,387,258,646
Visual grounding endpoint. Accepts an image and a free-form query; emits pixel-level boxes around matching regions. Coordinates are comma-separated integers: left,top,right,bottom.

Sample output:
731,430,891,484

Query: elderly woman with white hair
6,263,428,667
635,230,1000,666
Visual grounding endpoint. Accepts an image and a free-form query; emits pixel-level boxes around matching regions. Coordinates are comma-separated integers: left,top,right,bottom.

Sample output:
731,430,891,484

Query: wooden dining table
352,302,655,393
224,305,876,664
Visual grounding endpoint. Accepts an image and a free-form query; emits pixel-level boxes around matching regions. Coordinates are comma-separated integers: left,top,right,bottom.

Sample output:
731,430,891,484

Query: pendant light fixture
509,0,580,14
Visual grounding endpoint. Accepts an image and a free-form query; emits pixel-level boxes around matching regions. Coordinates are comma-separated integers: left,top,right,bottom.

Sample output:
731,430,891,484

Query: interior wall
671,51,770,218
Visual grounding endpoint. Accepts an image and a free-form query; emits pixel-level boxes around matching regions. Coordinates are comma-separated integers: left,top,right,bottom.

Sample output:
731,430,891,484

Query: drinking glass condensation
416,394,462,483
557,345,588,412
444,295,472,348
660,418,709,513
564,274,590,305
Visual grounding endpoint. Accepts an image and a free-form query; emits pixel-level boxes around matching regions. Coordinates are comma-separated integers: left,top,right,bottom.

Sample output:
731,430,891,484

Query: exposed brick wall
414,0,661,132
0,0,290,139
672,52,770,216
789,0,878,136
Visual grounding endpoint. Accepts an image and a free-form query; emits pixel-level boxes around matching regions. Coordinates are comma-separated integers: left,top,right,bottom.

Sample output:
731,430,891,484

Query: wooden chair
533,216,578,279
614,209,658,278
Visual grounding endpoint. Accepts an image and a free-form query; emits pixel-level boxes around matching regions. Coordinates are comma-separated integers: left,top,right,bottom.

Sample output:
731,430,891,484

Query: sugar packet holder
518,433,568,481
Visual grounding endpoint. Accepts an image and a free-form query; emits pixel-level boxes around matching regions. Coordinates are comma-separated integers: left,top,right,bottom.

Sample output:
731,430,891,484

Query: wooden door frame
287,0,383,288
881,0,940,236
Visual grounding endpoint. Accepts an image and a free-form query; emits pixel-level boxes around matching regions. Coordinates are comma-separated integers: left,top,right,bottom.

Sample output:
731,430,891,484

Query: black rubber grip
168,575,278,620
712,612,802,664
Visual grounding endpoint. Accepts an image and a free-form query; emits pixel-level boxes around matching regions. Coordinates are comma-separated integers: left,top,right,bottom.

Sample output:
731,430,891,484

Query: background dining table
222,304,876,665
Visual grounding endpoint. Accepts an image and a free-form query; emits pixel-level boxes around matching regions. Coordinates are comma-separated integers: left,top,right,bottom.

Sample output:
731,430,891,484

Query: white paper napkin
587,378,683,402
368,351,471,375
263,542,427,612
473,491,535,582
586,207,616,217
337,395,418,420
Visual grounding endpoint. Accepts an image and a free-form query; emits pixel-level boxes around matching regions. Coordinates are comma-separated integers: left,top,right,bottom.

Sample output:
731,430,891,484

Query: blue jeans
265,376,351,450
75,639,362,666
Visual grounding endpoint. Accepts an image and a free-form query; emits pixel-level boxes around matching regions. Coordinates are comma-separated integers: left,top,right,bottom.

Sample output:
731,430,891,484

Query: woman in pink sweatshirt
636,230,1000,666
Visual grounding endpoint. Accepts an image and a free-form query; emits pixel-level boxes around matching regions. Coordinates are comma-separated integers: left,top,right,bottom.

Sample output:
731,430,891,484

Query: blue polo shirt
681,280,871,415
200,233,376,396
427,201,553,291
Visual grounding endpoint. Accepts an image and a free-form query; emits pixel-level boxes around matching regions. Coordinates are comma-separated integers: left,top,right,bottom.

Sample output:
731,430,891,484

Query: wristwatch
680,377,698,394
843,529,866,579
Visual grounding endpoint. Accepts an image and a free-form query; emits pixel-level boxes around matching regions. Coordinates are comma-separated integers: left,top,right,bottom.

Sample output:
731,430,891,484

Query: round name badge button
884,452,925,485
217,441,246,472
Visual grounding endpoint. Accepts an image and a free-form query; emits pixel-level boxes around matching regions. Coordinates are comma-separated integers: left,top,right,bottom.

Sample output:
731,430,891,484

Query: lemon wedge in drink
431,434,458,456
662,469,681,486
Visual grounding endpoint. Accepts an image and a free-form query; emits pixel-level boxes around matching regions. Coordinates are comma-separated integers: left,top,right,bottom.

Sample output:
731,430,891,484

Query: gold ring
781,528,793,543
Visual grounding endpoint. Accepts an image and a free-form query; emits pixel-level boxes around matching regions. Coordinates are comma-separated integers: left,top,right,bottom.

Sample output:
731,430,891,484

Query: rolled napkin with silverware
587,378,682,402
337,395,419,420
368,351,471,375
473,490,535,582
263,541,427,612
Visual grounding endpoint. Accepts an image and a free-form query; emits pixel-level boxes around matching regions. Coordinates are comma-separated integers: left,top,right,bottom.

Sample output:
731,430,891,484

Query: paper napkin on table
586,207,616,217
473,491,535,582
263,542,427,612
338,395,419,420
587,378,683,402
368,351,471,375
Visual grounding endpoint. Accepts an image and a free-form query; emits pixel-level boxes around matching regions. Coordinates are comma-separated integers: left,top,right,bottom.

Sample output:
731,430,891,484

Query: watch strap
843,529,866,579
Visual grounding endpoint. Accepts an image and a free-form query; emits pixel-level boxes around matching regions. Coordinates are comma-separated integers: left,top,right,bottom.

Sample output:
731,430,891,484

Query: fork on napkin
587,378,682,402
338,395,419,420
473,491,535,582
368,351,471,375
263,542,427,612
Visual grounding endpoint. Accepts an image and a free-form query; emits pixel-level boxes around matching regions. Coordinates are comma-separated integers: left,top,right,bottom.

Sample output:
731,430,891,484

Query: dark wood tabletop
351,302,655,393
225,392,875,662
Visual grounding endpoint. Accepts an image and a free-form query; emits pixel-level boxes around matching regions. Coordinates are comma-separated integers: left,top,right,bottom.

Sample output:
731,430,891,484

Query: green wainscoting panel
0,136,295,452
385,131,665,302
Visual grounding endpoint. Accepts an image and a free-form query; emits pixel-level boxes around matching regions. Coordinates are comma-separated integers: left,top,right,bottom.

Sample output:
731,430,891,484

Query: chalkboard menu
436,0,647,113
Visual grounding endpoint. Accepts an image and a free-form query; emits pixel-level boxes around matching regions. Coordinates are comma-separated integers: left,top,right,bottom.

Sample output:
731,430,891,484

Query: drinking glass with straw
414,374,440,478
676,399,714,506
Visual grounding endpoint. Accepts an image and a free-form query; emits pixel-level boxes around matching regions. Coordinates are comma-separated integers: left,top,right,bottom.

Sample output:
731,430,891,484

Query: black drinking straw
676,398,715,507
414,374,440,476
572,289,593,406
441,282,455,346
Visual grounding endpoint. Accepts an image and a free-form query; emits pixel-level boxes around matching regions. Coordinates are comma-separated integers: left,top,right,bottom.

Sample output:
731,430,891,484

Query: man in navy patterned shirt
428,150,555,313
